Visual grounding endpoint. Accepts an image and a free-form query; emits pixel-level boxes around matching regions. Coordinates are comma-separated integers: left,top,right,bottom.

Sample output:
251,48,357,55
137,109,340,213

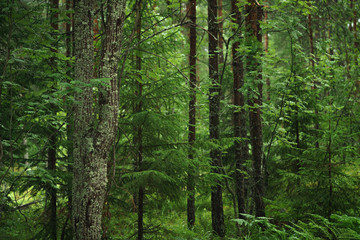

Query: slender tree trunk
245,0,265,218
47,1,59,238
61,2,73,239
72,1,126,239
327,115,332,219
208,0,225,236
295,101,300,173
307,4,320,149
308,14,315,71
350,0,359,92
264,7,270,101
351,0,358,51
231,0,249,220
187,0,196,228
47,134,57,239
218,0,224,65
134,1,144,239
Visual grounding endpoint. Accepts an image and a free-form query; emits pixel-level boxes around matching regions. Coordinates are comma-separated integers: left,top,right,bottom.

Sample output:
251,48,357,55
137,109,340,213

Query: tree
187,0,197,228
245,0,265,217
72,0,126,239
208,0,225,236
46,0,59,238
134,1,144,239
231,0,249,219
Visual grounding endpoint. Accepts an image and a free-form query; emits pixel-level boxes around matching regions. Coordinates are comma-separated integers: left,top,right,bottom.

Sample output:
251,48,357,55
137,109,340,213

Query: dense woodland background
1,0,360,239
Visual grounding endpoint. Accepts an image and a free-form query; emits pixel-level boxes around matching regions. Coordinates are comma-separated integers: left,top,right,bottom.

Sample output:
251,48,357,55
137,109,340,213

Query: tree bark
231,0,249,219
264,7,270,101
187,0,196,228
245,0,265,218
307,2,320,149
72,0,126,239
134,1,144,239
208,0,225,236
47,1,59,238
218,0,224,65
350,0,359,91
47,133,57,239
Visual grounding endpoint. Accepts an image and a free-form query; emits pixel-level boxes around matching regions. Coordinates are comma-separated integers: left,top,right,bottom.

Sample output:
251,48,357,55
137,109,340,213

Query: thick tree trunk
245,0,265,218
72,1,126,239
231,0,249,219
208,0,225,236
187,0,196,228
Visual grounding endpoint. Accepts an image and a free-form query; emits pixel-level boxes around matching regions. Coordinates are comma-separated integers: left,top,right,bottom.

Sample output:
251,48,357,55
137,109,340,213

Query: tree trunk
134,1,144,239
47,133,57,239
327,116,332,219
350,0,359,91
47,1,58,238
307,3,320,149
187,0,196,228
264,7,270,101
245,0,265,218
231,0,249,219
72,1,126,239
62,2,73,239
218,0,224,65
208,0,225,236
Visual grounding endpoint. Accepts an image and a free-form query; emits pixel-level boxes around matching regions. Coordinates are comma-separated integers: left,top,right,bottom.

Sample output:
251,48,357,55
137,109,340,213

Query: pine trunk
264,8,270,101
208,0,225,236
47,1,59,238
231,0,249,219
134,1,144,239
245,0,265,218
187,0,196,228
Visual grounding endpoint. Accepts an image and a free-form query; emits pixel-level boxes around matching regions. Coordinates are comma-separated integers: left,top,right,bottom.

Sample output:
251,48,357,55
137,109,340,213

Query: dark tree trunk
264,7,270,101
327,117,332,219
218,0,224,65
208,0,225,236
72,0,126,239
47,133,57,239
134,1,144,239
62,2,73,239
307,4,320,149
231,0,249,219
47,1,58,238
245,0,265,218
187,0,196,228
350,0,359,90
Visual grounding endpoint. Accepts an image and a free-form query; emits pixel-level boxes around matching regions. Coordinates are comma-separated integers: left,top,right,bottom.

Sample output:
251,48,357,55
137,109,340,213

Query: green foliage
0,0,360,239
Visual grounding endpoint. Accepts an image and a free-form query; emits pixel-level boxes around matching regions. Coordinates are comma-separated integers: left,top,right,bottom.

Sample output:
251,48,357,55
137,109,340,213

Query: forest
0,0,360,239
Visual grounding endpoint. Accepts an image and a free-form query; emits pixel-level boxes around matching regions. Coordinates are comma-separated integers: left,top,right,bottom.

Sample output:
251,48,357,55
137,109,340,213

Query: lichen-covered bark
72,0,126,239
